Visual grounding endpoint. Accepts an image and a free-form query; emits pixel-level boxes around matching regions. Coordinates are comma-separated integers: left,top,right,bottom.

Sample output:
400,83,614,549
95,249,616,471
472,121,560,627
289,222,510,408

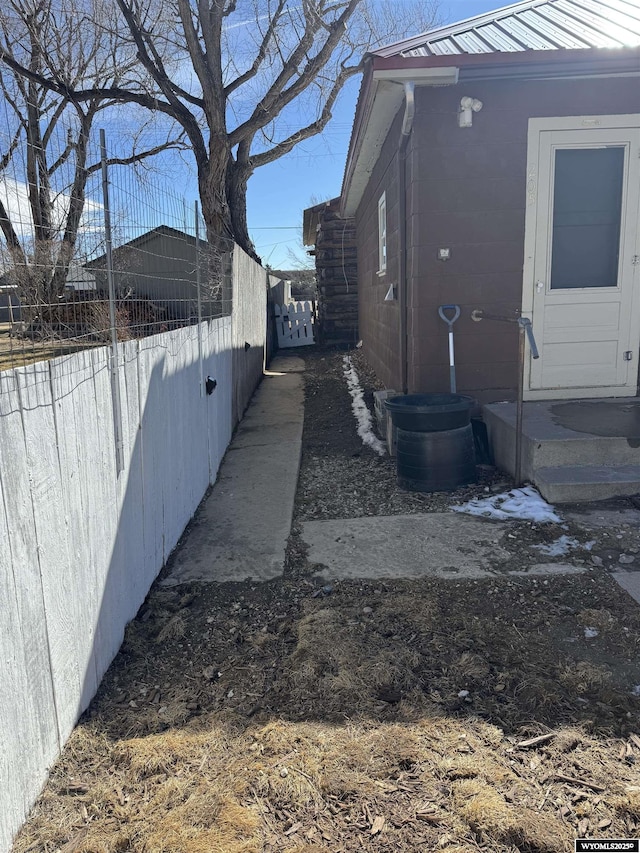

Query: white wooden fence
274,301,315,348
0,245,268,853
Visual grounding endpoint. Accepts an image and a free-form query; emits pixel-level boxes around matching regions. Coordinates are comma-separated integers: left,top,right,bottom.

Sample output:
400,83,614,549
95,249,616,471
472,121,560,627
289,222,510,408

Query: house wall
356,108,404,390
0,290,20,323
357,74,640,402
0,246,268,853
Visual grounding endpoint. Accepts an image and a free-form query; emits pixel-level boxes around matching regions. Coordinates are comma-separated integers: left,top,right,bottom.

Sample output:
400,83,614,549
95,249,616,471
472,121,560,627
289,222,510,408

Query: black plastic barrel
384,393,472,432
395,425,476,492
384,393,477,492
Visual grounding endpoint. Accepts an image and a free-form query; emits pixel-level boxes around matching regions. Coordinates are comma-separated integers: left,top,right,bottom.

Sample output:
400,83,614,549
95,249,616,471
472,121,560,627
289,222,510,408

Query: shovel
438,304,461,393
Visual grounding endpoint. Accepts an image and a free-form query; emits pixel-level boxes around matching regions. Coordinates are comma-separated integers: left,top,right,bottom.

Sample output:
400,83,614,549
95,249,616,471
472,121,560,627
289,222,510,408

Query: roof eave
340,62,460,218
372,44,640,75
340,46,640,218
302,197,340,246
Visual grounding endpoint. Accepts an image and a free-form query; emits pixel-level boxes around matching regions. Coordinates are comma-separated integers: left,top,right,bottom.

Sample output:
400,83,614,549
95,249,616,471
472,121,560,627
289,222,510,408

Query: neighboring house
86,225,229,321
336,0,640,404
267,275,293,305
65,265,97,292
0,279,19,324
303,199,358,345
0,266,96,323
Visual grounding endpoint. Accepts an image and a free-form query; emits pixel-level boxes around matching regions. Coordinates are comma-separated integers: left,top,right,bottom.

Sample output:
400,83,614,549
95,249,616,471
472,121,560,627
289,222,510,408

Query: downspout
398,81,415,394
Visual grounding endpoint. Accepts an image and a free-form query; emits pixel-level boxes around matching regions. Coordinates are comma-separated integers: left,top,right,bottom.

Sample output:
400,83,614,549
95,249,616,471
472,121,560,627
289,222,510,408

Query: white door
523,116,640,400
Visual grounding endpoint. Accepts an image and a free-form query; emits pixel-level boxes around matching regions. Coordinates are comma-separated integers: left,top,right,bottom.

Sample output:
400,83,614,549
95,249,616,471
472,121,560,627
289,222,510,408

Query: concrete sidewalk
162,354,305,586
160,351,640,610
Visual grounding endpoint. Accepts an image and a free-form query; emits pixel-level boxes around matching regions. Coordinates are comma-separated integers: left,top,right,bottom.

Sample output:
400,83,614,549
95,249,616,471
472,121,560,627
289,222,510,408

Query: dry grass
15,705,640,853
13,574,640,853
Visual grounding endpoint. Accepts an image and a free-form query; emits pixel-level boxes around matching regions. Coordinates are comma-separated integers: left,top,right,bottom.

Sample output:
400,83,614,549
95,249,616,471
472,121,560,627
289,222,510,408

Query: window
550,146,625,289
377,192,387,275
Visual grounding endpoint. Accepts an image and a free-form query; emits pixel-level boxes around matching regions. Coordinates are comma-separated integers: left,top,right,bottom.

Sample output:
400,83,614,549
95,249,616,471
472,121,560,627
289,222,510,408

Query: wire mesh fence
0,105,233,372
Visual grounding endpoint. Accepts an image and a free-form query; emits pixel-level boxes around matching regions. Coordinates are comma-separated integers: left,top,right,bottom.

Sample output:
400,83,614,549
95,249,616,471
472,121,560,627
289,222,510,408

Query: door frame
522,114,640,400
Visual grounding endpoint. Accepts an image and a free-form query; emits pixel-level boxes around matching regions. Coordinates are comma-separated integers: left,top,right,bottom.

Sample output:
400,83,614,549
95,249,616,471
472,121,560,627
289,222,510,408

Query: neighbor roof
85,225,202,269
374,0,640,58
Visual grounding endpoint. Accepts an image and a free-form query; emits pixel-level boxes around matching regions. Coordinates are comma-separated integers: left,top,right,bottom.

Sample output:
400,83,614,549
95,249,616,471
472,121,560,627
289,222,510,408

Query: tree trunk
197,143,235,314
198,138,233,245
226,161,259,263
50,117,92,297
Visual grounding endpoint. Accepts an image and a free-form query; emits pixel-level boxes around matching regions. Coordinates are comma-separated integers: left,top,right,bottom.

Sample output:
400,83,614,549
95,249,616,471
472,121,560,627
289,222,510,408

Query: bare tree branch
0,127,21,172
224,0,287,97
0,0,192,305
175,0,216,106
0,195,29,270
250,63,361,169
229,0,359,146
85,136,189,174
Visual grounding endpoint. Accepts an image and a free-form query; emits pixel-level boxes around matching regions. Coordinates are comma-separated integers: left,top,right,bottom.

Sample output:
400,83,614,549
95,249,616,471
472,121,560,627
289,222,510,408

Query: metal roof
373,0,640,58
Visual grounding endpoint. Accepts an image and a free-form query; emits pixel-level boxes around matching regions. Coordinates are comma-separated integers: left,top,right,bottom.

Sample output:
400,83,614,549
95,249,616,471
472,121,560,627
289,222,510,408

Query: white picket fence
274,301,315,348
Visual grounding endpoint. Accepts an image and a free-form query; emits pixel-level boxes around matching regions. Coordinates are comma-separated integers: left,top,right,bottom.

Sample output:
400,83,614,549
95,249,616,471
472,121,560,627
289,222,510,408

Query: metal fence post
100,129,125,475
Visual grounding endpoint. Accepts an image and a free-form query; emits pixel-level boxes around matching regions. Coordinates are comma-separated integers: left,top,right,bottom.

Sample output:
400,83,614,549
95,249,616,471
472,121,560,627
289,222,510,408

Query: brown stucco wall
356,73,640,403
356,108,404,391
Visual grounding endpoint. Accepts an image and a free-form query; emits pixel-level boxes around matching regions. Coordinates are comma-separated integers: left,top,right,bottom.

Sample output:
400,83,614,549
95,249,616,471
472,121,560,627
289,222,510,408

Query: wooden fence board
17,363,80,744
119,340,148,610
49,355,99,714
0,409,52,853
0,370,59,829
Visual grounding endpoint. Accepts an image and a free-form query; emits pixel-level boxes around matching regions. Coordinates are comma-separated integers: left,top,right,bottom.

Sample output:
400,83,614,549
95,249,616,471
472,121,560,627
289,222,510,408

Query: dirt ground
13,347,640,853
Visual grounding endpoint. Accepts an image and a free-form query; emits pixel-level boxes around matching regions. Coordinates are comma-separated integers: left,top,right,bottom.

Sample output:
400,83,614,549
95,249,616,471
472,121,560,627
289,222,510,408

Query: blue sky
247,0,503,269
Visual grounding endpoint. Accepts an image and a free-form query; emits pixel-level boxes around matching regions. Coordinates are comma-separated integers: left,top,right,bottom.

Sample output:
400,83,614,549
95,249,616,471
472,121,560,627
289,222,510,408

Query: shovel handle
438,304,461,325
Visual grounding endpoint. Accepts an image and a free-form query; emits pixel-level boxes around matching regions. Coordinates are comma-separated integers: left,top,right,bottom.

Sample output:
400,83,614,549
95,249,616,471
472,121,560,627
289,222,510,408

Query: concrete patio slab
611,571,640,607
566,507,640,528
508,563,588,577
302,513,557,581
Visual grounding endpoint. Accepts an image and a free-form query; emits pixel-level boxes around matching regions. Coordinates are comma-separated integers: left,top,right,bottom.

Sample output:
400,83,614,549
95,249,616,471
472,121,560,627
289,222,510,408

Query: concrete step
484,402,640,475
535,464,640,504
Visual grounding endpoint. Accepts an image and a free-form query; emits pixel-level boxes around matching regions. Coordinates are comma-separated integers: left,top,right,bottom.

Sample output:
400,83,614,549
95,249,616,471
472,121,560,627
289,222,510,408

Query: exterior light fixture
458,96,483,128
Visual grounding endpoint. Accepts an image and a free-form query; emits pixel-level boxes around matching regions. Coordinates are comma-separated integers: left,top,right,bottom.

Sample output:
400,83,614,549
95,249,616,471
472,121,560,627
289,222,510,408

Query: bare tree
0,0,186,313
1,0,439,262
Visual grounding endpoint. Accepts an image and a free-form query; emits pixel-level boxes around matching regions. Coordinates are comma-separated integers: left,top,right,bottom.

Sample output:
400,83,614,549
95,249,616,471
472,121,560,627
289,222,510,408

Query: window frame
377,192,387,275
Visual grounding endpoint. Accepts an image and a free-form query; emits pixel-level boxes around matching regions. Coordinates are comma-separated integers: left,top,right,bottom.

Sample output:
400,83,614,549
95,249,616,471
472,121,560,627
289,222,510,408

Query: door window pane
550,147,624,289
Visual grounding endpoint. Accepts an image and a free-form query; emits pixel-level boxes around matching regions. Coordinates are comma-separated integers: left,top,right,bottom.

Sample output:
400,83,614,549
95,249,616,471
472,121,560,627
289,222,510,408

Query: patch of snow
533,535,580,557
452,486,562,524
584,540,596,551
584,627,599,639
631,685,640,697
342,356,386,457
